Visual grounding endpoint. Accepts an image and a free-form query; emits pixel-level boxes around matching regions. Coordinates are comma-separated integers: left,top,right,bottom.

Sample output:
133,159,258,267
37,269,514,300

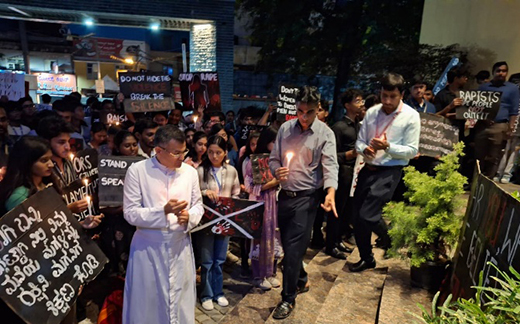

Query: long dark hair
201,135,228,183
185,131,207,163
112,130,138,156
255,126,278,154
238,131,260,184
0,136,60,208
208,123,233,151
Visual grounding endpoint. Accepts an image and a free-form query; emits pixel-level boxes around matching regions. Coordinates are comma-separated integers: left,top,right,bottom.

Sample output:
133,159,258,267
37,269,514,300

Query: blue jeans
199,234,230,301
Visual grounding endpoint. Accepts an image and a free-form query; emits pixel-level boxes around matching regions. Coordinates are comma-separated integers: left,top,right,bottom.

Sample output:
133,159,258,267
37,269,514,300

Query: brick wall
4,0,235,110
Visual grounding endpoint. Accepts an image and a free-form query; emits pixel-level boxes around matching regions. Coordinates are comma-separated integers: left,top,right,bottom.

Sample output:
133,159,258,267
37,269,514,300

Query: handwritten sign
99,111,128,125
62,180,97,222
0,187,108,324
419,113,459,157
451,171,520,300
98,156,144,206
0,72,24,101
191,197,264,239
277,84,299,122
251,154,272,185
119,72,174,113
178,72,221,111
36,73,77,96
456,90,502,121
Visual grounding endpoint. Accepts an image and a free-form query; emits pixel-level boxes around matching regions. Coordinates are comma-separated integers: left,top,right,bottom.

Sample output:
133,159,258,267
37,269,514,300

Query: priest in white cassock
122,125,204,324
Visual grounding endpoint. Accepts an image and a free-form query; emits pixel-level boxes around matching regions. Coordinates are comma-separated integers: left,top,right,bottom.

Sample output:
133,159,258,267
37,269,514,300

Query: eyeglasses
159,147,189,159
354,99,365,105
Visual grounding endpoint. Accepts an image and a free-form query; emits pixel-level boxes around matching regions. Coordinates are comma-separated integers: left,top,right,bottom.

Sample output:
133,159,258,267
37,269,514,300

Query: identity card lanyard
212,167,222,192
375,101,403,139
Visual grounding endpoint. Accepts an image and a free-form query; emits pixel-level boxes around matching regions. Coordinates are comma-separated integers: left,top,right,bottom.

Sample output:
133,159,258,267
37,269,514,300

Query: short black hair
86,96,98,106
153,110,168,118
102,99,114,108
296,86,320,105
207,110,226,122
37,116,74,140
341,89,364,106
91,122,107,134
381,73,405,93
410,74,426,86
69,92,82,100
154,125,186,147
18,96,33,106
41,94,52,104
226,110,235,116
133,118,158,135
476,70,490,82
447,66,469,83
52,100,74,113
492,61,508,73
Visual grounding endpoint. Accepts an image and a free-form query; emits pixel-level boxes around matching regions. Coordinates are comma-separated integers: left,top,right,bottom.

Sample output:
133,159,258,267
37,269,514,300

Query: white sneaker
493,177,500,182
201,299,214,311
254,278,272,291
267,276,281,288
217,296,229,307
501,178,511,184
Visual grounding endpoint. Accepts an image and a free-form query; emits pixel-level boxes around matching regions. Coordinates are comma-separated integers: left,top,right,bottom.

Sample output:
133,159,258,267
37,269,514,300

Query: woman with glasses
196,135,240,311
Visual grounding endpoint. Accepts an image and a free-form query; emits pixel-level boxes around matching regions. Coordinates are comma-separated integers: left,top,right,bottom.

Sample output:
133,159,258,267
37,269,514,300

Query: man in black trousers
269,86,339,319
350,73,421,272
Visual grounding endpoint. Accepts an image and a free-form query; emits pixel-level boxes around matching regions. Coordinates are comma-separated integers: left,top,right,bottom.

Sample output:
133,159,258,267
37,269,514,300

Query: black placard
456,90,502,121
178,72,221,111
62,179,98,222
190,197,264,239
235,125,266,149
451,171,520,300
99,111,128,125
72,148,99,184
98,156,144,207
418,113,459,157
250,153,272,185
119,72,173,113
0,188,108,324
277,84,299,122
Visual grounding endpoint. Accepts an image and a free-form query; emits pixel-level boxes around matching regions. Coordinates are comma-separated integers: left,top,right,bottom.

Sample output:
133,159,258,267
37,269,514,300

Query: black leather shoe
273,301,295,320
349,258,376,272
325,247,347,260
337,242,353,253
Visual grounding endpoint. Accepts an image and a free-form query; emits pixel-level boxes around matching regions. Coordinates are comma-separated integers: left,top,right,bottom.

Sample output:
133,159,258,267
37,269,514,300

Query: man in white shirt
123,125,204,324
351,73,421,272
134,118,158,158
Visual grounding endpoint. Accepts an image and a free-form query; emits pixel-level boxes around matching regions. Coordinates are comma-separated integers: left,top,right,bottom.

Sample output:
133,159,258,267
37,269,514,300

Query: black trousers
326,167,354,251
311,190,326,244
278,190,319,303
353,166,402,261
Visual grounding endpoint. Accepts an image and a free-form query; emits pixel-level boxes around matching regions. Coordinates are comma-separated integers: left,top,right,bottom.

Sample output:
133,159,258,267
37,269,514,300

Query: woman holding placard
197,135,241,311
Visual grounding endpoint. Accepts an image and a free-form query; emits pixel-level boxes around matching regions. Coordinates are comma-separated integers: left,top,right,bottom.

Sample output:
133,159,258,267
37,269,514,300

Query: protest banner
349,155,365,197
0,72,25,101
98,155,144,207
99,111,128,125
277,84,299,122
419,113,459,158
191,197,264,239
178,72,221,111
250,153,272,185
456,90,502,121
451,168,520,301
0,187,108,324
432,57,460,96
119,72,174,113
72,148,99,183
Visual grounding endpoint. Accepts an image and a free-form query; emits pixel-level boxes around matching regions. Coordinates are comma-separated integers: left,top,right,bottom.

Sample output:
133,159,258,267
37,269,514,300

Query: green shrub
384,142,467,267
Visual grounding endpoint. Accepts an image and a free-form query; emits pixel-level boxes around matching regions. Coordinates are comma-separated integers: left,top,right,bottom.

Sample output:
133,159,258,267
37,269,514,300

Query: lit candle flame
83,179,89,187
86,196,91,204
193,116,198,124
286,152,294,168
69,153,75,161
115,121,120,126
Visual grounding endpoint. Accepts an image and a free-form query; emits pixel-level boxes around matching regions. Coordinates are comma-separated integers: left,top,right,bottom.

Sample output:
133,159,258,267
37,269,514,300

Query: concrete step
264,251,347,324
315,247,387,324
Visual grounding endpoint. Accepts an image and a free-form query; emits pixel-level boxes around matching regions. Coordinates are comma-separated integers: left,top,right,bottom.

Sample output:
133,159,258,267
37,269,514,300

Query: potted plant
383,142,467,291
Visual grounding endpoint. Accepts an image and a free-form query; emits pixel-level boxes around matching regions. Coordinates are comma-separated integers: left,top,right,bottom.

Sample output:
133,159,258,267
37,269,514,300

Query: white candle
286,152,294,168
69,153,75,161
86,196,93,217
193,116,198,124
83,179,89,198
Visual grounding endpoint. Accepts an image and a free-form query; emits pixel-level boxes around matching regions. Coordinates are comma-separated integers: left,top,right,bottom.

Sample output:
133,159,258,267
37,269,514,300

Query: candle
69,153,75,161
83,179,89,198
286,152,294,168
86,196,93,217
115,121,120,126
193,116,198,124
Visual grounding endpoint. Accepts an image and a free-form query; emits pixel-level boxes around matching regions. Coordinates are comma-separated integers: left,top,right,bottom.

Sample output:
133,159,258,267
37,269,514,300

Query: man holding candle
269,86,339,319
351,73,420,272
123,125,204,324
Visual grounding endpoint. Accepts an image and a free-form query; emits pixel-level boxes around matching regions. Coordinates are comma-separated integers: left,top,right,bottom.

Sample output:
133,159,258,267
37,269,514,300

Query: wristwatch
384,143,391,152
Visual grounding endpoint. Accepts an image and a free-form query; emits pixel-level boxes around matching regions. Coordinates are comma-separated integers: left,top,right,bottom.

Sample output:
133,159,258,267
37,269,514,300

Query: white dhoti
123,229,196,324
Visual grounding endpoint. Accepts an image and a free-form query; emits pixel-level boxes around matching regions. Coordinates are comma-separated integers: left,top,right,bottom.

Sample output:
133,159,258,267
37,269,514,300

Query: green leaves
384,142,467,267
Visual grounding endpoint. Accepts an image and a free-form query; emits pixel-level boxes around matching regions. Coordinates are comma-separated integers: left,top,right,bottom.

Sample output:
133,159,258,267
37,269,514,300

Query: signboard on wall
36,73,77,96
0,72,25,100
72,38,146,63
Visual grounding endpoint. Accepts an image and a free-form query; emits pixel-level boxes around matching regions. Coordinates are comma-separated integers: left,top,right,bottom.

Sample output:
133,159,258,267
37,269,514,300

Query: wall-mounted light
84,18,94,27
124,58,134,64
150,23,160,31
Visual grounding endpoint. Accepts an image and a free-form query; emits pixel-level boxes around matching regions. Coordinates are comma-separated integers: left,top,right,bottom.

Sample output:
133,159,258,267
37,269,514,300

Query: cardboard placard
250,153,272,185
419,113,459,157
190,197,264,239
277,84,299,122
456,90,502,121
178,72,221,111
235,125,266,149
0,72,25,101
119,72,173,113
99,111,128,125
98,156,144,207
62,179,98,222
0,188,108,324
451,170,520,300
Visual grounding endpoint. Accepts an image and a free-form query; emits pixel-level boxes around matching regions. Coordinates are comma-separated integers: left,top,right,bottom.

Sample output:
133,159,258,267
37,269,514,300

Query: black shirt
434,86,465,139
331,116,359,168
